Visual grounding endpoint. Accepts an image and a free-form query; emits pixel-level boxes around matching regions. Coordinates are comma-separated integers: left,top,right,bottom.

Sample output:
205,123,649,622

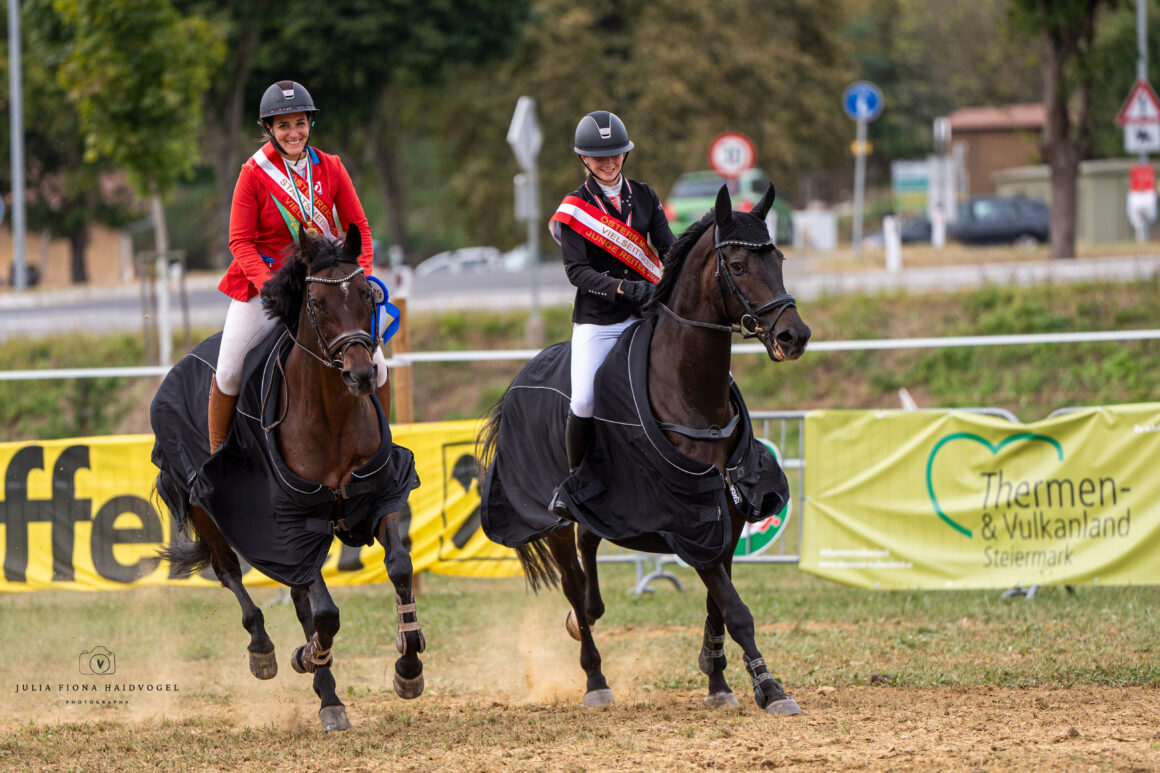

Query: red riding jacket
220,143,374,301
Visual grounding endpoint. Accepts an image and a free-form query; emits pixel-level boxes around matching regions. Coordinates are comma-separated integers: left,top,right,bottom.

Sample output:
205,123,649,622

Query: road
2,254,1160,341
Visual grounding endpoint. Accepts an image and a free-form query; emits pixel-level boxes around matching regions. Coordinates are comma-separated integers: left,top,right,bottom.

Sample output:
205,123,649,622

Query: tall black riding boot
565,411,595,473
551,411,595,518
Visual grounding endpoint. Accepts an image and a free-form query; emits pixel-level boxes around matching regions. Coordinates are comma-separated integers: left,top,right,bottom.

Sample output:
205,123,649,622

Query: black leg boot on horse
550,411,595,517
207,375,239,454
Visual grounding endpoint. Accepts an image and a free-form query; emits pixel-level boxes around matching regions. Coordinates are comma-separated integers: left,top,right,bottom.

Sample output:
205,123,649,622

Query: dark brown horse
479,184,810,714
152,225,423,731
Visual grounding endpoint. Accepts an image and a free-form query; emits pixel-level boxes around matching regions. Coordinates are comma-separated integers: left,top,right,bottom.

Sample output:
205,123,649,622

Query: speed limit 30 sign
708,131,756,180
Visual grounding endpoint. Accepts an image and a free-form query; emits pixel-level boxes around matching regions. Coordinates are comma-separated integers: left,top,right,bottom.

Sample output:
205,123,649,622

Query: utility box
995,158,1160,243
792,208,838,251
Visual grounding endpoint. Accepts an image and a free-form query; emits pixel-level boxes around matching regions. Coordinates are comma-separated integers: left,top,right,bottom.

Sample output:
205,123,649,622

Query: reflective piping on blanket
626,325,717,477
259,332,326,497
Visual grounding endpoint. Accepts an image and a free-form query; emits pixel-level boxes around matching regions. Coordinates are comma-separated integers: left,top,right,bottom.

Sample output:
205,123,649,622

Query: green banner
801,405,1160,589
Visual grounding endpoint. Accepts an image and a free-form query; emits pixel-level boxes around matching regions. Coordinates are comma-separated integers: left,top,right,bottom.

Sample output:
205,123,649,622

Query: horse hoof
248,648,278,680
705,691,740,708
319,705,351,731
583,688,614,708
764,697,802,716
565,609,582,641
393,670,425,700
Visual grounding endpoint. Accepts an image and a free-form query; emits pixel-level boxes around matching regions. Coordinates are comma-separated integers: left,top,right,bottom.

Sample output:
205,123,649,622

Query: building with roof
948,104,1045,194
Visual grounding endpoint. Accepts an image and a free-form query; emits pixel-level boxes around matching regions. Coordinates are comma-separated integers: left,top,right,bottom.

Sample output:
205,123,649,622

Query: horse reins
654,226,797,442
266,265,377,432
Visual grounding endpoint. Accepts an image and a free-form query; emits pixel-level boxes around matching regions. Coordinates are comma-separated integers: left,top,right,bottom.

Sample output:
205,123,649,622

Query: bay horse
151,224,423,731
478,184,810,714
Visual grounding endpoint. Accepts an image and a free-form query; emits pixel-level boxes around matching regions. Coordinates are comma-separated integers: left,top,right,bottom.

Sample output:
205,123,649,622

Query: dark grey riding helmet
573,110,634,157
259,80,317,122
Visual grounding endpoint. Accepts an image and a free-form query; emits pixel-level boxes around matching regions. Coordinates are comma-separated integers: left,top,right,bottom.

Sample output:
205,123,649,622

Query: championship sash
250,145,338,239
549,195,662,284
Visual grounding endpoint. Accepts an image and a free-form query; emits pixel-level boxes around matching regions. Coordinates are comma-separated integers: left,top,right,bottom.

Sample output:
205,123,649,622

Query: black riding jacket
557,176,676,325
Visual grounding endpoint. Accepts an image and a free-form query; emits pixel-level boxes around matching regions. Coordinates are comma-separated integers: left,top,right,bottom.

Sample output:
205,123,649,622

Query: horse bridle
658,227,797,349
294,265,378,370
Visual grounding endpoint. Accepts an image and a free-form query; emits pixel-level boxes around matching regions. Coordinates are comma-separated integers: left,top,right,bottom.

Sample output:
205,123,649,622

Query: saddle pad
151,329,418,586
480,318,787,568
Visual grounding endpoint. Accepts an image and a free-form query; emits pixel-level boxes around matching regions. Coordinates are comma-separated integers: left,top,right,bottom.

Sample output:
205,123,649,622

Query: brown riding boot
376,378,392,422
207,376,239,454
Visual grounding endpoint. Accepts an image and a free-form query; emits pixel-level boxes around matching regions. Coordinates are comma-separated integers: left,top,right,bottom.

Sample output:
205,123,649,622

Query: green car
664,169,793,244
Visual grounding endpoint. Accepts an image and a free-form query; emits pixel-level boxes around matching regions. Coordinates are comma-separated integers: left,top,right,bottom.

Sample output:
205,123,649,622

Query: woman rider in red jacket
207,80,389,453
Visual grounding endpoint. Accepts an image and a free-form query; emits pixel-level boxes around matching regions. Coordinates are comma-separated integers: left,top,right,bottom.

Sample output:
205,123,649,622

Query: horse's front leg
566,525,605,640
187,506,277,679
699,552,740,708
694,561,800,715
376,510,425,699
546,526,613,707
290,575,349,731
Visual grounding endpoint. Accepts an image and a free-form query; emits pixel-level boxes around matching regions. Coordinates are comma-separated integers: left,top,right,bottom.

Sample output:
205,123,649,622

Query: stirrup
548,488,572,518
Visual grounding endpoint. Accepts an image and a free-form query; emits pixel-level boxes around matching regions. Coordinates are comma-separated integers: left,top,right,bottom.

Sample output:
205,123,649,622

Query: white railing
3,328,1159,381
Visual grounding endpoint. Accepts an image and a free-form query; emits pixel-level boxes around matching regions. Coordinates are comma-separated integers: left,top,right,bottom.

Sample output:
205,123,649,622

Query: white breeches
215,296,388,396
569,318,637,417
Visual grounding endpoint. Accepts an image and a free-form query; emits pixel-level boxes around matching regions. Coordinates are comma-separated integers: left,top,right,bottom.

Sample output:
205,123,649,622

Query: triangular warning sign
1116,80,1160,126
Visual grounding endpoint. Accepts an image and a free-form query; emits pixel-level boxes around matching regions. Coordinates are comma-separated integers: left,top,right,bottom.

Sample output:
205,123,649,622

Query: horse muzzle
761,319,811,362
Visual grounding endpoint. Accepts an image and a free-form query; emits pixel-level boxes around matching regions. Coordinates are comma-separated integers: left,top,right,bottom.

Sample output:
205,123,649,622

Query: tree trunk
1040,19,1077,260
368,86,410,266
68,224,89,284
203,11,264,269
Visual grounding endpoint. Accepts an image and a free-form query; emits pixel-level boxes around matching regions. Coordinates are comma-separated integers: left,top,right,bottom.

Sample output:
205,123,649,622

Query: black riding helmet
573,110,634,157
258,80,317,157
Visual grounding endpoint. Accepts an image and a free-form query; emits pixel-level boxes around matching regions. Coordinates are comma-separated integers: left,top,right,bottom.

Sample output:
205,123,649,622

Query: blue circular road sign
843,81,884,122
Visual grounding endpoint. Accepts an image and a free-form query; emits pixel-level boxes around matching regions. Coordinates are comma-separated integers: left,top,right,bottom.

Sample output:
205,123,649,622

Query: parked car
665,168,793,244
950,195,1049,246
413,247,502,277
863,195,1049,249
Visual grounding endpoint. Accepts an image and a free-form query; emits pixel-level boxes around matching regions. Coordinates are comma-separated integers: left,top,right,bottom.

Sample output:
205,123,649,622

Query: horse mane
646,209,715,316
262,235,359,333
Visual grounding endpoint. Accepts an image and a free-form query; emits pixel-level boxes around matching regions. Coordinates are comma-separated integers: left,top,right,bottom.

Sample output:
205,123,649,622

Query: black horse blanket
480,318,788,568
151,330,418,586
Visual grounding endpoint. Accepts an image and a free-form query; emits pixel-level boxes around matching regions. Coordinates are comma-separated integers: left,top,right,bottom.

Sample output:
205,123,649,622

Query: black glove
619,279,653,314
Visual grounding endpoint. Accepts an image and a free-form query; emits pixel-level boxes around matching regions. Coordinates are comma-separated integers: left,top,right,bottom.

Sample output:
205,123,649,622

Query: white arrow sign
506,96,543,172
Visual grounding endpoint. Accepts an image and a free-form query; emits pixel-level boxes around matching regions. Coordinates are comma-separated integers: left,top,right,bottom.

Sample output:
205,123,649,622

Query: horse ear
297,224,314,259
752,182,777,220
343,222,362,261
714,184,734,228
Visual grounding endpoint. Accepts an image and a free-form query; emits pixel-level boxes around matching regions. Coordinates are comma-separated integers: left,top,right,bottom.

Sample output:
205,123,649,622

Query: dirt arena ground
3,663,1157,771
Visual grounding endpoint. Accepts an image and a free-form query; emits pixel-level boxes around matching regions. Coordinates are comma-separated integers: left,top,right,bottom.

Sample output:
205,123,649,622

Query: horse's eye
730,261,746,275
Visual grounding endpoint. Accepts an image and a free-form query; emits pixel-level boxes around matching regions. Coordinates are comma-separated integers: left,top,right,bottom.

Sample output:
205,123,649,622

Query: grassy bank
1,276,1158,442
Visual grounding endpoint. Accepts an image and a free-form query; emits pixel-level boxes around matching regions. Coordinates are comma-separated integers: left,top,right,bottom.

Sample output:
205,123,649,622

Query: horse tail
475,389,506,483
157,528,212,578
151,481,212,578
516,539,560,593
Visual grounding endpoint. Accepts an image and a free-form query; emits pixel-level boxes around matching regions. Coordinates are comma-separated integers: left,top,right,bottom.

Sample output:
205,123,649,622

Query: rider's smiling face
270,112,311,159
581,153,624,185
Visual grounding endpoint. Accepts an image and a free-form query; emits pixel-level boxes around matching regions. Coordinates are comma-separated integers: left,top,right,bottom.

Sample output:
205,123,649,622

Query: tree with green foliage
845,0,1040,165
1011,0,1122,259
53,0,225,265
233,0,531,265
433,0,854,250
0,0,138,284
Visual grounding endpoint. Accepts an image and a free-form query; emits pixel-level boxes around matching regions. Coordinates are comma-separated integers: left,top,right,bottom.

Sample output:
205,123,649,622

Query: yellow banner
801,405,1160,589
0,421,520,593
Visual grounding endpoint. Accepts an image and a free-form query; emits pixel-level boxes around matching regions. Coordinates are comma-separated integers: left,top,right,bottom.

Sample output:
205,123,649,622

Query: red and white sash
549,195,661,283
250,144,338,238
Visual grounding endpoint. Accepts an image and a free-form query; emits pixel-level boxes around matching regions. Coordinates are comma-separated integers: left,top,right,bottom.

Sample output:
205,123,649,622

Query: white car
413,247,502,277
